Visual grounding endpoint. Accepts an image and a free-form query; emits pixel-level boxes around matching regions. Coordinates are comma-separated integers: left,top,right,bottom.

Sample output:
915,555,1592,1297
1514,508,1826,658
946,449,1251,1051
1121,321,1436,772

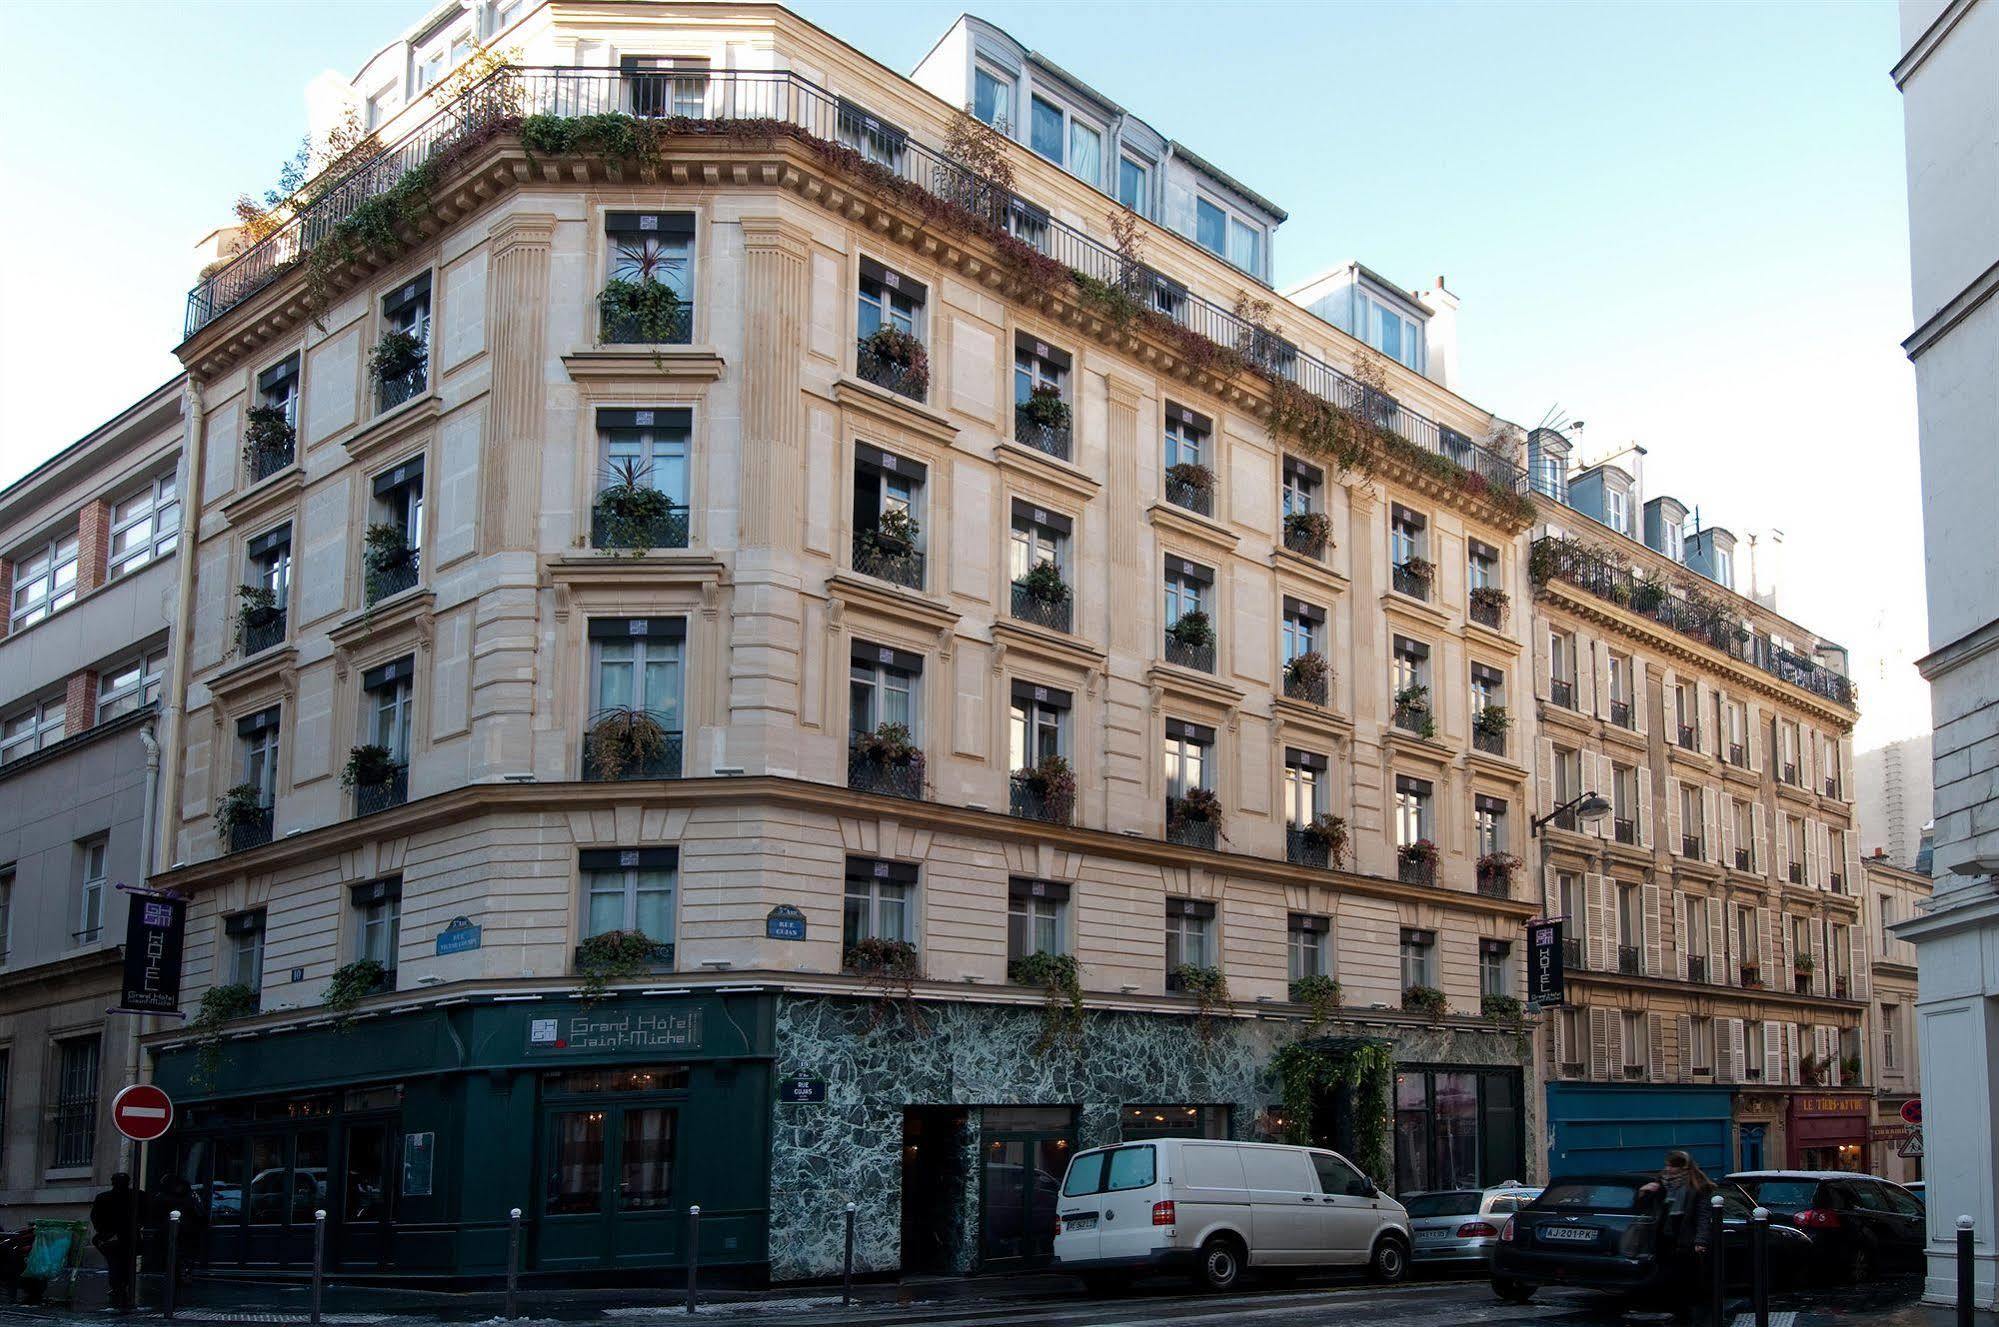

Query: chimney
1415,276,1459,393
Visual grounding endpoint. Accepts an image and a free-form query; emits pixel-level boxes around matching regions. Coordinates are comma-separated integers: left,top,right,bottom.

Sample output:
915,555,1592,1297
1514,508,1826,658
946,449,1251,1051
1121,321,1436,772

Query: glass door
335,1120,399,1269
978,1110,1074,1268
536,1103,684,1269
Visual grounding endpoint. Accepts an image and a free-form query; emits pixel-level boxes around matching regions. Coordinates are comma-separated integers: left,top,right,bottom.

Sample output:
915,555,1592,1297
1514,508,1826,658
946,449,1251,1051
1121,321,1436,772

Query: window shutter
1662,667,1678,730
1757,907,1775,972
1728,1018,1747,1082
1632,660,1648,735
1753,803,1770,877
1589,1007,1610,1081
1536,738,1554,819
1771,911,1789,975
1785,1024,1801,1085
1637,766,1653,848
1701,789,1720,864
1587,875,1610,972
1609,1014,1627,1075
1532,626,1551,703
1764,1020,1782,1083
1721,796,1738,866
1811,923,1826,996
1597,754,1617,841
1852,926,1870,1001
1707,897,1726,978
1677,1014,1693,1082
1805,819,1820,889
1642,883,1662,976
1667,777,1683,854
1674,895,1689,981
1649,1012,1665,1080
1694,681,1711,754
1747,703,1764,771
1593,645,1610,720
1801,728,1817,790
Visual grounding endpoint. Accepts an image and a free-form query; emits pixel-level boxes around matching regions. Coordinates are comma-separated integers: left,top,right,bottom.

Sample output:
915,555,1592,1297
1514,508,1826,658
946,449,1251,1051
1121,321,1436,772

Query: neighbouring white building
1894,0,1999,1308
1855,732,1934,870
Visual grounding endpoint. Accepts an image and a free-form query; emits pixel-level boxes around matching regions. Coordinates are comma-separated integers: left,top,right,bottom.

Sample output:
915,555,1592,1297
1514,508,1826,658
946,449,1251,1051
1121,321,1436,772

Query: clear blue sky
0,1,1926,745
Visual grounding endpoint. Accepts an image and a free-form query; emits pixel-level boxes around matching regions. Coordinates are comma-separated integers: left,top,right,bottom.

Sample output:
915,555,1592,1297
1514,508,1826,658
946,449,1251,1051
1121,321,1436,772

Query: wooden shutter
1662,667,1679,734
1721,795,1738,867
1801,728,1817,791
1747,703,1764,772
1707,897,1726,978
1770,910,1788,975
1753,803,1770,878
1677,1014,1694,1083
1587,875,1611,971
1667,777,1684,855
1701,788,1720,865
1759,907,1776,972
1597,753,1617,841
1649,1012,1666,1080
1608,1012,1627,1076
1674,895,1689,980
1853,925,1870,1001
1728,1018,1747,1082
1589,1007,1610,1080
1804,818,1820,889
1594,646,1612,721
1632,660,1648,735
1638,766,1654,848
1642,883,1663,976
1811,922,1826,996
1533,625,1552,702
1764,1020,1783,1083
1695,681,1713,755
1536,738,1554,821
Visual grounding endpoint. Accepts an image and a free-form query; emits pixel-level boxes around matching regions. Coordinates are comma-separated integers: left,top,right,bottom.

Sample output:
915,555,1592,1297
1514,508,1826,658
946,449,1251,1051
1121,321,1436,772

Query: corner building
152,2,1547,1282
1526,447,1870,1175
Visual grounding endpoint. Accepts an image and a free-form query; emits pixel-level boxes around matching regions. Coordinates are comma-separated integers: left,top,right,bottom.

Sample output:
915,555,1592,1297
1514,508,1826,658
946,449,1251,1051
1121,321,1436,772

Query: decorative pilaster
738,217,811,550
481,213,556,554
1104,375,1147,657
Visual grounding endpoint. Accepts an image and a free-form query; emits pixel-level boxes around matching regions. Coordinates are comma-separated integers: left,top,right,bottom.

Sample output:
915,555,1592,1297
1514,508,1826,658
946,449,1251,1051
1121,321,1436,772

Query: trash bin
19,1220,88,1305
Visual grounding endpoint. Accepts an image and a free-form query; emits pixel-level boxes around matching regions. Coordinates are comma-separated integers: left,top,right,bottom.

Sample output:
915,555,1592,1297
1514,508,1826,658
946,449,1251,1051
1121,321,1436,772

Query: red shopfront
1788,1093,1869,1171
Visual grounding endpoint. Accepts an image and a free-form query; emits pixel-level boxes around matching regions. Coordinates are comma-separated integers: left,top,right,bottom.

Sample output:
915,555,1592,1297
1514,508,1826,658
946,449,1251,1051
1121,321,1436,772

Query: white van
1052,1138,1410,1291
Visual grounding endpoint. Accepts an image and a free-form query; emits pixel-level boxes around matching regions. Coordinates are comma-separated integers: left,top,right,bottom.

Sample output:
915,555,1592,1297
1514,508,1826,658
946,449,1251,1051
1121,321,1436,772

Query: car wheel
1195,1235,1245,1292
1368,1234,1410,1284
1492,1277,1536,1303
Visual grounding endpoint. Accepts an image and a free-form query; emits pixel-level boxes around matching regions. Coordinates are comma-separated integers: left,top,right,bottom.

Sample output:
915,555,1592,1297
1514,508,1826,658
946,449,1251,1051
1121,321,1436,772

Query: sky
0,0,1927,745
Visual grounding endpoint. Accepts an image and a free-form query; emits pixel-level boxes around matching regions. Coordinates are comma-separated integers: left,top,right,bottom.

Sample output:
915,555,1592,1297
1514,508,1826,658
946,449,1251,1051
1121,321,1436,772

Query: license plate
1540,1226,1597,1243
1417,1229,1451,1240
1062,1214,1097,1231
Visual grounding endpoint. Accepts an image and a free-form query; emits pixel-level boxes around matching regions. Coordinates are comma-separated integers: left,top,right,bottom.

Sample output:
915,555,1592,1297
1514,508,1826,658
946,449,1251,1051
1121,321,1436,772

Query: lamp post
1531,790,1612,920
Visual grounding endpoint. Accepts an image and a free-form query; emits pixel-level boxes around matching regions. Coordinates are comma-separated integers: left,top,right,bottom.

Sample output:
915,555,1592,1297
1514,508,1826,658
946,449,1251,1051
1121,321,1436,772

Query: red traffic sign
111,1084,174,1142
1901,1098,1923,1127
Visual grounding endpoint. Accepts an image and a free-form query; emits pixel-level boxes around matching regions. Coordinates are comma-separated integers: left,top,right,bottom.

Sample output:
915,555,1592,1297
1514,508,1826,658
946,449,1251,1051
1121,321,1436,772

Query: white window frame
1008,508,1067,582
244,723,280,806
1282,605,1319,666
1008,693,1065,772
1395,777,1433,847
857,273,921,340
1117,154,1152,217
607,218,694,303
1163,729,1210,799
1162,566,1207,630
599,410,691,506
250,527,292,609
1007,882,1067,962
9,533,80,631
843,872,913,946
98,648,168,721
584,860,677,943
1360,291,1423,372
227,912,266,992
109,473,180,578
1194,193,1264,276
1480,943,1510,997
972,64,1014,131
1164,413,1207,470
358,893,401,969
849,655,918,741
1283,759,1322,829
1400,932,1436,988
592,634,684,728
367,672,415,764
78,837,107,942
1288,916,1329,982
1164,904,1213,971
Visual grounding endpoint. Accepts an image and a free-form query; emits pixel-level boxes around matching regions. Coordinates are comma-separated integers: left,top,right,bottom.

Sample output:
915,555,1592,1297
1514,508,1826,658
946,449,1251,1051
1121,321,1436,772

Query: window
365,460,423,604
591,618,685,753
1475,796,1508,858
1626,1012,1650,1071
1558,872,1581,926
1068,119,1102,186
1029,95,1064,162
98,647,167,721
1392,635,1429,701
110,474,181,577
621,55,707,118
1612,763,1638,839
1725,699,1748,762
1553,745,1582,809
1736,906,1757,969
1787,816,1806,880
1679,783,1705,857
1400,927,1437,988
1162,720,1212,799
582,847,677,949
1194,195,1262,275
1008,680,1068,772
1395,775,1433,847
972,66,1012,129
1359,291,1423,372
351,878,402,977
1675,681,1699,747
1609,653,1632,716
1008,878,1068,962
372,458,424,559
1606,487,1631,537
1283,749,1325,829
363,657,415,764
241,706,281,806
835,99,907,168
1390,504,1426,570
1690,1016,1715,1071
1684,895,1709,959
852,443,927,585
1549,629,1576,704
844,858,915,950
377,276,431,408
246,523,292,620
1164,898,1214,973
1616,884,1638,948
1014,338,1069,407
10,534,79,630
1881,1004,1899,1070
1162,558,1211,641
226,910,266,993
1715,547,1733,589
51,1035,100,1169
1008,501,1069,585
1118,156,1149,215
1791,915,1811,969
597,407,690,511
1879,895,1895,953
1282,597,1322,667
1,695,66,763
1164,403,1209,473
1662,518,1685,564
1467,540,1498,592
1281,456,1322,522
1480,939,1511,997
602,213,695,346
78,837,107,943
849,641,918,741
1288,914,1330,982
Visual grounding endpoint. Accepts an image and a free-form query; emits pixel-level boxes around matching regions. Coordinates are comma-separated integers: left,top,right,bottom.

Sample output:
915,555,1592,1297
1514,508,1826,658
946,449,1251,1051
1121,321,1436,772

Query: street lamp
1532,790,1611,919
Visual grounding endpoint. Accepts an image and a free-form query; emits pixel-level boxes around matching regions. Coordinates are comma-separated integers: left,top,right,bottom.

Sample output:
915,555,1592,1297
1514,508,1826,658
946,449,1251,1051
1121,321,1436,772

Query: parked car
1053,1138,1410,1292
1405,1184,1543,1265
1490,1174,1812,1305
1726,1171,1926,1282
1904,1181,1925,1204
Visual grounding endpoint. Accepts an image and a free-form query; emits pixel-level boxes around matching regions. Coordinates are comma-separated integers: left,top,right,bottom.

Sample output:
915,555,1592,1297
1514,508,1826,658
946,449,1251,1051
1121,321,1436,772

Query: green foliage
1170,963,1229,1041
368,328,427,383
594,460,678,555
1398,838,1439,867
846,937,926,1033
1481,992,1523,1026
1284,509,1334,550
1011,755,1077,823
1018,383,1071,430
598,277,684,345
1469,584,1510,614
1399,555,1435,583
1165,461,1215,494
1168,609,1215,648
1474,704,1512,737
1010,951,1084,1053
861,325,930,396
1070,271,1146,328
1015,557,1070,605
325,959,387,1020
190,983,259,1088
1402,984,1449,1018
1300,813,1349,867
236,585,280,644
242,405,295,469
340,743,397,789
866,504,920,556
301,161,440,327
1169,787,1227,842
1393,684,1436,738
1271,1037,1394,1187
576,929,666,1006
214,782,264,834
1288,974,1342,1030
853,721,921,765
1284,650,1330,691
362,522,415,602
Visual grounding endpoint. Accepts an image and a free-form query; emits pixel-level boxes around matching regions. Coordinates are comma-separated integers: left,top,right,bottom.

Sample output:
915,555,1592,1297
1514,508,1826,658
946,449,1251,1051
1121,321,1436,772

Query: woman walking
1641,1151,1718,1320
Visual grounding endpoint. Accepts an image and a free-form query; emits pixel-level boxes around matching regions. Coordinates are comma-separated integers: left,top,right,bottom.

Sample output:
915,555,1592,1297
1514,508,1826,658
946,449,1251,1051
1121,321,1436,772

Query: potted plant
242,404,295,473
340,743,398,789
862,505,920,559
575,928,668,1005
1840,1055,1862,1082
215,782,265,835
1283,509,1333,551
1167,609,1214,648
237,583,280,630
845,935,921,980
860,325,929,396
363,522,416,599
1010,755,1077,823
1794,953,1816,974
1284,650,1330,694
1169,963,1229,1040
1014,557,1070,606
598,276,684,344
1398,839,1439,875
1164,461,1215,495
1299,813,1349,867
1742,964,1764,989
1481,992,1523,1024
1473,704,1511,739
1393,684,1436,738
1398,555,1435,583
1468,584,1510,615
367,327,426,386
1169,786,1227,841
1631,574,1669,613
854,721,922,768
325,959,388,1018
583,707,671,780
1402,984,1448,1018
1009,951,1084,1052
594,458,678,554
1018,383,1070,430
1477,852,1521,886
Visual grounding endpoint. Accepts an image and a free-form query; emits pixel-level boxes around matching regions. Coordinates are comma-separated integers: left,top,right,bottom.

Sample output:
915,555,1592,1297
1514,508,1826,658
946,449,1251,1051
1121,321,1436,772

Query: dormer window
1118,156,1151,217
1607,486,1631,536
972,66,1013,130
1028,95,1103,187
1358,291,1422,373
1195,195,1262,276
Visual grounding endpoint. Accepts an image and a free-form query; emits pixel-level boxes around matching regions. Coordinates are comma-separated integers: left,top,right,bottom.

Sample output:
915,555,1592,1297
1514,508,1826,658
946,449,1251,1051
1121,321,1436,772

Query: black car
1726,1171,1926,1283
1491,1173,1812,1305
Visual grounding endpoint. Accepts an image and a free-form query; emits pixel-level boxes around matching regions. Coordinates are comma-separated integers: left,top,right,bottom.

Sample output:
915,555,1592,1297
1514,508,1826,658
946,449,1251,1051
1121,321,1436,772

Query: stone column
1101,375,1150,831
1346,482,1386,876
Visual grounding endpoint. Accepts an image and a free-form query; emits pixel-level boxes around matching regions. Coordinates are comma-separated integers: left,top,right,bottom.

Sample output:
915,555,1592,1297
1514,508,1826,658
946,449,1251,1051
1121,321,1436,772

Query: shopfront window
1393,1067,1522,1193
1120,1105,1229,1141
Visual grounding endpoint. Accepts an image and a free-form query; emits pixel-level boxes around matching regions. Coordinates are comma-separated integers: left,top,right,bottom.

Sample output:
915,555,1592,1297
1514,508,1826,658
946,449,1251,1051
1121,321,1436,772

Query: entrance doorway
978,1107,1075,1269
533,1065,688,1270
900,1107,969,1274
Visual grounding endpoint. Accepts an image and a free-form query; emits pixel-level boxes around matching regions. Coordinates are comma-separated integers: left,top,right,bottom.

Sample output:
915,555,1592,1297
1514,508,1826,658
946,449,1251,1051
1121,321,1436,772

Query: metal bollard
1959,1216,1975,1327
506,1208,523,1320
1710,1194,1727,1327
1751,1206,1770,1327
163,1211,180,1321
842,1202,857,1306
685,1205,701,1315
311,1209,326,1326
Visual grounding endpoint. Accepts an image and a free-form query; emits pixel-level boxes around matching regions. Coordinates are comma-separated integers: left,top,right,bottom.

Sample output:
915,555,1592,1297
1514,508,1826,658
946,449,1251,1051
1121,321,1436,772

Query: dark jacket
1661,1182,1719,1252
89,1188,135,1242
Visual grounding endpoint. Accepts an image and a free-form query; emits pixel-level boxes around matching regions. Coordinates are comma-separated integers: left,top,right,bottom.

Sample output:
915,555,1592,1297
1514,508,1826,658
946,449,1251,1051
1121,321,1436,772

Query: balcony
591,501,690,552
1010,581,1072,634
1728,743,1747,768
1562,937,1583,970
1012,403,1071,462
1282,518,1326,562
1397,856,1436,887
1549,678,1574,709
1678,724,1699,751
353,764,409,817
1008,774,1070,825
1618,945,1642,976
377,365,426,414
1164,471,1214,517
364,551,420,606
1476,863,1513,899
1469,596,1503,630
1529,536,1854,706
1286,826,1331,869
227,806,274,854
1392,563,1431,601
1829,871,1845,894
855,335,927,402
852,531,925,590
1164,630,1216,674
246,437,295,483
1681,835,1704,860
1613,817,1636,845
1825,777,1843,798
1609,699,1632,728
1834,976,1851,999
1551,807,1579,833
240,607,287,656
601,296,694,346
848,747,924,801
1687,956,1709,985
1787,862,1804,885
1781,763,1799,786
1473,728,1506,757
1740,964,1764,989
582,721,685,781
1282,664,1329,707
1735,848,1753,872
1164,797,1219,850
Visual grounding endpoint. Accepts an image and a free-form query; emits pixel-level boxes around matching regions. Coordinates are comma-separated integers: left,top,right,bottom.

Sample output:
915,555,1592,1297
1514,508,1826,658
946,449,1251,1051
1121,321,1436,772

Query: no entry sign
111,1084,174,1142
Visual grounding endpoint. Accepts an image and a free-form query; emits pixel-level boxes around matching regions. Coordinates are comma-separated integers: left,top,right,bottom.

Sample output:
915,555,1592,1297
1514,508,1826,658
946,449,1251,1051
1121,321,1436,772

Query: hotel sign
526,1008,704,1055
1527,919,1565,1007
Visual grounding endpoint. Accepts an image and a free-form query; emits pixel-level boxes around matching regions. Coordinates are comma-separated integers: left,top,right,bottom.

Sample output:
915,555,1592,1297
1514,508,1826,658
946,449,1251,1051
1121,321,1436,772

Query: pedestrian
1640,1151,1718,1321
159,1175,206,1288
89,1173,138,1313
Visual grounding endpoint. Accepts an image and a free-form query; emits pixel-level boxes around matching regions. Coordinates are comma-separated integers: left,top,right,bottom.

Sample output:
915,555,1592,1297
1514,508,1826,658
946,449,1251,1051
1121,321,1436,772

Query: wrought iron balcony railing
1728,743,1747,768
848,747,924,801
1682,835,1704,860
186,67,1529,503
1010,581,1072,633
1164,631,1216,673
1283,520,1326,561
246,439,295,483
1678,724,1699,751
1686,956,1708,985
601,298,694,345
1283,669,1329,707
228,806,275,854
1392,564,1430,601
1613,817,1636,845
591,501,691,552
852,532,925,590
1008,776,1069,825
1469,597,1503,630
1618,945,1642,976
581,724,685,781
1530,536,1854,706
1164,474,1213,517
1473,729,1506,757
1397,856,1436,887
377,366,426,414
1012,404,1071,462
1476,865,1512,899
240,608,287,657
365,552,421,606
1549,678,1574,709
354,764,410,816
1609,699,1632,728
855,336,927,402
1562,937,1583,970
1735,848,1753,872
1164,798,1218,850
1285,826,1331,869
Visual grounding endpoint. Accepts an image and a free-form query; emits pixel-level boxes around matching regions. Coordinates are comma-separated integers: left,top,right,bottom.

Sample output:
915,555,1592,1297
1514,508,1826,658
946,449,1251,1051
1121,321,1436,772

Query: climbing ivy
1271,1037,1395,1189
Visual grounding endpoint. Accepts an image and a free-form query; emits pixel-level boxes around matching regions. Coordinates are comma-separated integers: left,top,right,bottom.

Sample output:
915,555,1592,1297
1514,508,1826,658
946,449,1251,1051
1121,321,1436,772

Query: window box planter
369,329,427,413
848,723,924,801
362,523,419,605
237,585,286,655
853,507,924,589
574,932,676,1001
1393,557,1433,601
1402,985,1448,1018
592,472,690,553
1287,814,1347,870
1165,790,1224,849
1468,585,1508,629
598,277,691,346
216,782,273,853
1011,560,1072,633
1476,853,1520,899
1398,839,1438,887
1283,510,1331,561
1392,685,1436,739
1283,651,1330,706
1013,387,1071,461
1165,611,1216,673
243,405,296,482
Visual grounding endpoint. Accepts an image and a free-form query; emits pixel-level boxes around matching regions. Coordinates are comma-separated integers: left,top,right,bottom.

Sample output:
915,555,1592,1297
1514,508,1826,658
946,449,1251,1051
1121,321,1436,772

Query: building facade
1855,732,1934,870
1896,0,1999,1306
0,380,186,1222
149,1,1547,1284
1526,456,1870,1177
1863,854,1927,1185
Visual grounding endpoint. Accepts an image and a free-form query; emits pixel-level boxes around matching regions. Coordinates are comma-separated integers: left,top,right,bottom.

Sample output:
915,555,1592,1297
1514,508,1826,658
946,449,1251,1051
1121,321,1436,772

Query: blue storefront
1545,1083,1735,1177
